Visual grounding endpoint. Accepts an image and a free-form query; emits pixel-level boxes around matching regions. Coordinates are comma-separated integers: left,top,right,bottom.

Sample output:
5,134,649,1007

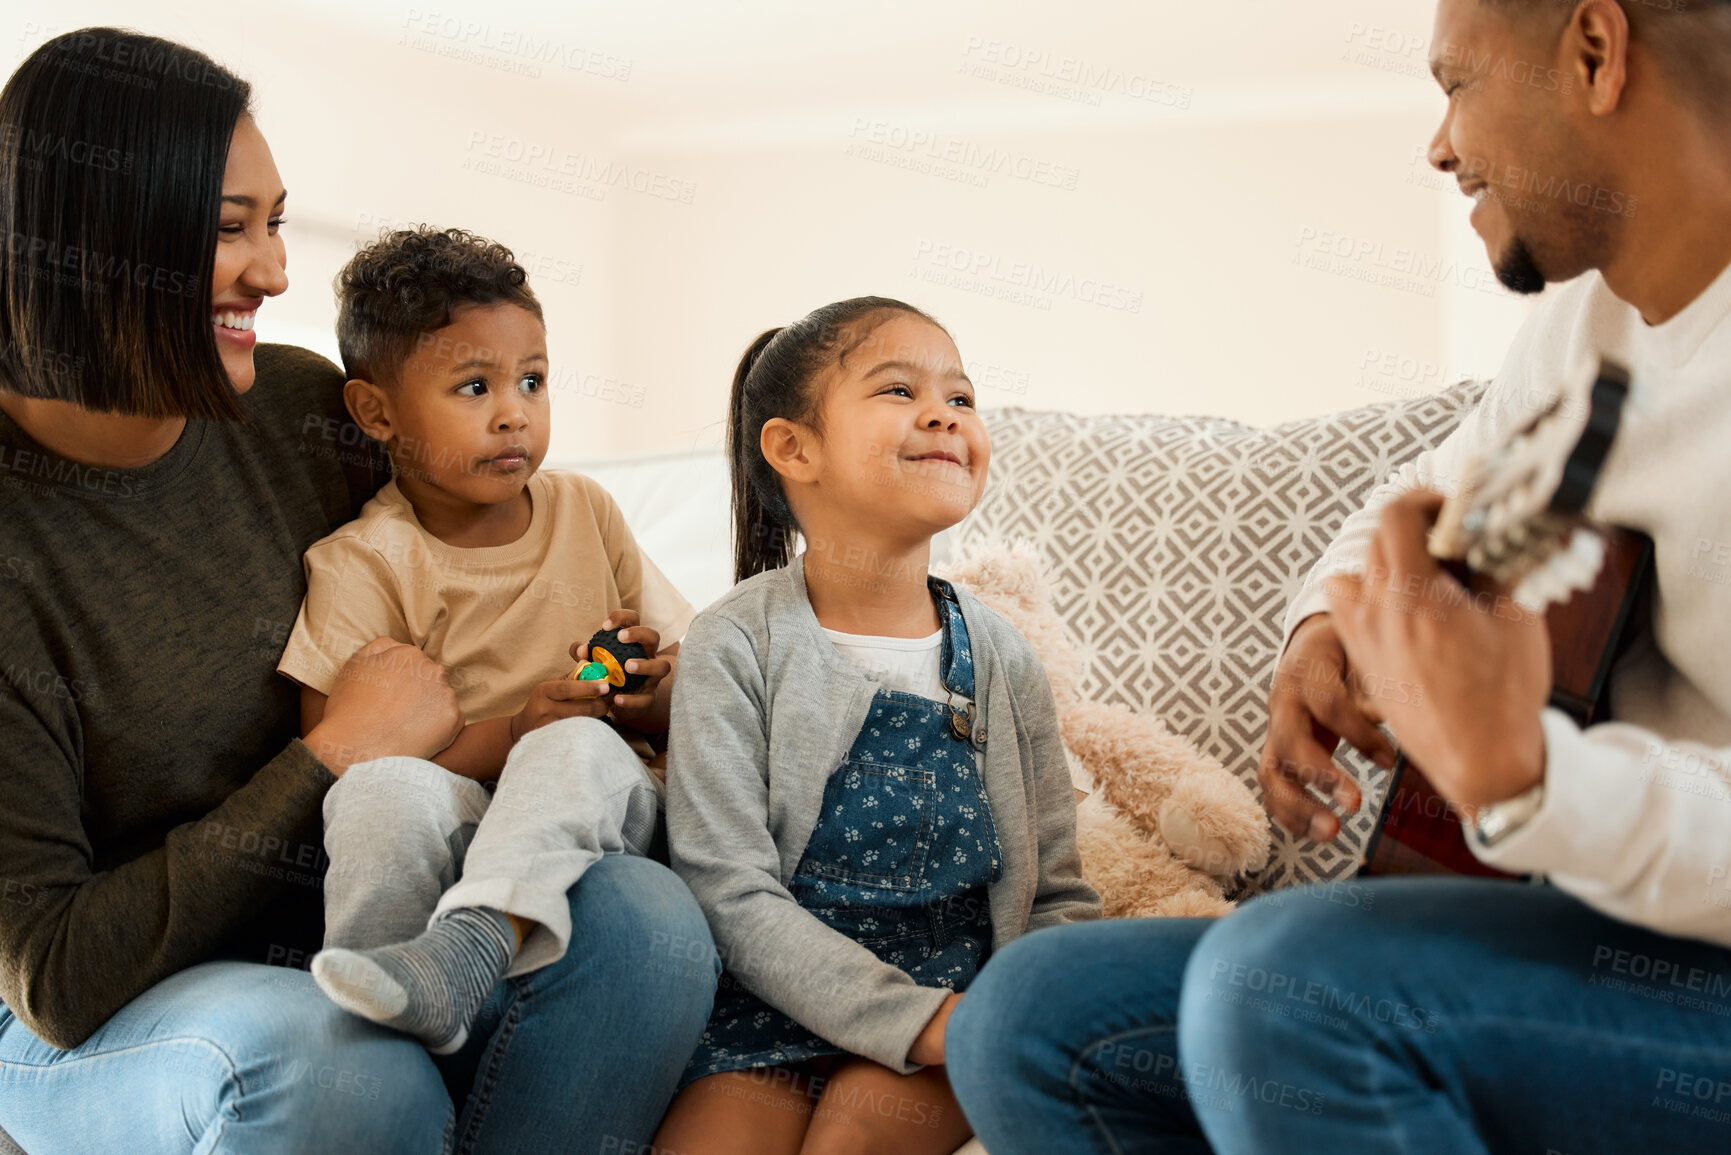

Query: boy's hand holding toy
568,611,673,728
508,672,611,741
508,614,673,744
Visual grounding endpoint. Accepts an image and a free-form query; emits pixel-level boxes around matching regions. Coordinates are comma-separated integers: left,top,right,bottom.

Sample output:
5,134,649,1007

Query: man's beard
1496,236,1548,295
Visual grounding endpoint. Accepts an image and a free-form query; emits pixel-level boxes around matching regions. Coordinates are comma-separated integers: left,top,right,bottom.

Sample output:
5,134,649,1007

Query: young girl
657,297,1100,1154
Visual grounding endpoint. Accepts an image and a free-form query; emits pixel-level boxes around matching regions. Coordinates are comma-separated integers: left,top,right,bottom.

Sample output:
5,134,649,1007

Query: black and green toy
571,626,650,694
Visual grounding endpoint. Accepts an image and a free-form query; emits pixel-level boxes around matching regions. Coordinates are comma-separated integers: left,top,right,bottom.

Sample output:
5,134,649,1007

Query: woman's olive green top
0,344,387,1048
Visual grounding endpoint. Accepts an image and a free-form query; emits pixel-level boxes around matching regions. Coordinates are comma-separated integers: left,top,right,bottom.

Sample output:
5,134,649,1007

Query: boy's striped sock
311,906,514,1054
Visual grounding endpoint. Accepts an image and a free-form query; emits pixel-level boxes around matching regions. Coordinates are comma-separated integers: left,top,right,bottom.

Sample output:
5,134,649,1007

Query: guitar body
1361,527,1653,878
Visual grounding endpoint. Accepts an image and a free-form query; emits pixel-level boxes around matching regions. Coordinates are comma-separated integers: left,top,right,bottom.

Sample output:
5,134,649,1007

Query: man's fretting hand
1258,614,1397,843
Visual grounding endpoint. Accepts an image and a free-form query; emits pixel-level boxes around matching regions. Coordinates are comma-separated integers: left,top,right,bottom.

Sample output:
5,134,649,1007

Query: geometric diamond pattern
961,381,1486,893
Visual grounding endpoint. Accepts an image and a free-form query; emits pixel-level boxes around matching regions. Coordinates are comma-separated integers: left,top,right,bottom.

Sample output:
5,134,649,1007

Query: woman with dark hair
0,29,717,1155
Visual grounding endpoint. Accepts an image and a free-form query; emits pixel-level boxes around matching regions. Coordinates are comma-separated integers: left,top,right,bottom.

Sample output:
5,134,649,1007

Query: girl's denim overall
683,578,1003,1083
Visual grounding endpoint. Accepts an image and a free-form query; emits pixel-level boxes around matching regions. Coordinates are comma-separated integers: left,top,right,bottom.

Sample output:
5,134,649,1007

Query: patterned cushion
959,381,1487,892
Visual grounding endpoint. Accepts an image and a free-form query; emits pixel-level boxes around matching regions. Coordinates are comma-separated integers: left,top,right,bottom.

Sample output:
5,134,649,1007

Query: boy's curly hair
335,225,544,385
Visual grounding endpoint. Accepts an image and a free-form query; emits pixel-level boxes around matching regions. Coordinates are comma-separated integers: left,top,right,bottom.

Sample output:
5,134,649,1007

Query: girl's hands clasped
907,993,963,1067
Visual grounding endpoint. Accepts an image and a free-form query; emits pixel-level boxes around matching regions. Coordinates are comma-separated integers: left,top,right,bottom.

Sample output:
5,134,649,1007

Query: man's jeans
0,855,719,1155
948,877,1731,1154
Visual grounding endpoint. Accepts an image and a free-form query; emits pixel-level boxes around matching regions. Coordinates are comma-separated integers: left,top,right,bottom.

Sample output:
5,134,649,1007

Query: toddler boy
277,226,693,1053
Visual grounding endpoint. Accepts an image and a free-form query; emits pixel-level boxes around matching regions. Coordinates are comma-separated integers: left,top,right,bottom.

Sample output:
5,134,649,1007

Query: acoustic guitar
1359,361,1654,878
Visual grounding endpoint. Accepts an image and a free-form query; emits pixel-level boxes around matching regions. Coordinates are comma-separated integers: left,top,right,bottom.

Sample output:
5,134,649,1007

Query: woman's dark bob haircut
0,28,253,420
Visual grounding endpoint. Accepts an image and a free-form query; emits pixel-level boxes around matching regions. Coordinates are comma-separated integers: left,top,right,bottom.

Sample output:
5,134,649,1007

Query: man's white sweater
1283,261,1731,947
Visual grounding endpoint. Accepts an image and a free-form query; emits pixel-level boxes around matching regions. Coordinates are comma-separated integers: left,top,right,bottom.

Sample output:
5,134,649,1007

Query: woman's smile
212,300,260,349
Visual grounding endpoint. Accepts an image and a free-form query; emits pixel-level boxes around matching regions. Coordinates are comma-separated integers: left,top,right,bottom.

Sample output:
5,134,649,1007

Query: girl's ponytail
730,328,795,583
726,297,946,586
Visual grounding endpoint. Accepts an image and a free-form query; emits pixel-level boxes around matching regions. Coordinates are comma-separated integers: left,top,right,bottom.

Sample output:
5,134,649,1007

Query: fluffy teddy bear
937,542,1271,919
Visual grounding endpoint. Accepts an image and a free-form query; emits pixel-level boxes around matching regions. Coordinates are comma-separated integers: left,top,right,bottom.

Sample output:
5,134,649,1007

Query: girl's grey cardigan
666,560,1101,1074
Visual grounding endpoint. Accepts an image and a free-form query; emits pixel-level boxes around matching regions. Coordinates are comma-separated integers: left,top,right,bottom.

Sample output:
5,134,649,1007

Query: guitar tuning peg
1557,529,1606,589
1523,568,1566,606
1513,528,1607,610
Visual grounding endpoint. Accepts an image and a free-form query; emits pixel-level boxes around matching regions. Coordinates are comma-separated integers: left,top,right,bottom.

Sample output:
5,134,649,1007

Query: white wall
5,0,1539,458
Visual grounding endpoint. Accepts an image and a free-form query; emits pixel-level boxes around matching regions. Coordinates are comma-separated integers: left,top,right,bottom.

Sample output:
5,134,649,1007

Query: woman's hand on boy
570,611,675,731
510,677,611,742
308,638,463,775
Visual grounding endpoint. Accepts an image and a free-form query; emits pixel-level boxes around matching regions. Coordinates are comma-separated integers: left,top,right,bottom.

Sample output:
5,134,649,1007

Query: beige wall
7,0,1539,457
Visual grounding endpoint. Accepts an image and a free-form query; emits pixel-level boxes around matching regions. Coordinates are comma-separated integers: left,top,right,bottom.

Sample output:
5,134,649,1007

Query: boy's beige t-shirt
277,469,696,722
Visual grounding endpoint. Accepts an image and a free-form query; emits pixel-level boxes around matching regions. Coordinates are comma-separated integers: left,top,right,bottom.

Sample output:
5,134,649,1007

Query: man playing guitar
945,1,1731,1152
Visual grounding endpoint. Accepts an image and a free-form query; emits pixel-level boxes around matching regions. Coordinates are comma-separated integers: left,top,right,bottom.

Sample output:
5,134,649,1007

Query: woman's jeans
947,877,1731,1155
0,855,719,1155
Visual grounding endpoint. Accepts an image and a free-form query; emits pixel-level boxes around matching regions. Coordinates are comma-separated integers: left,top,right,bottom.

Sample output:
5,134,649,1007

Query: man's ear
1569,0,1631,116
343,378,394,443
761,417,820,486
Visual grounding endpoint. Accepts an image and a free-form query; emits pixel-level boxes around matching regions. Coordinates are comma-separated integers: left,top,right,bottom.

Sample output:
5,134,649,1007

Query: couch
0,381,1481,1155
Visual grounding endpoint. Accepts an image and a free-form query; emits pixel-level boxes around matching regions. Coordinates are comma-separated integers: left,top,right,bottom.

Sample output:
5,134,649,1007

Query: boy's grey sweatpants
321,715,661,977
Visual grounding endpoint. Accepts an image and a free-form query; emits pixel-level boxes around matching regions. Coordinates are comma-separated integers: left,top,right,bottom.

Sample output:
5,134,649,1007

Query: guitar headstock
1428,360,1631,610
